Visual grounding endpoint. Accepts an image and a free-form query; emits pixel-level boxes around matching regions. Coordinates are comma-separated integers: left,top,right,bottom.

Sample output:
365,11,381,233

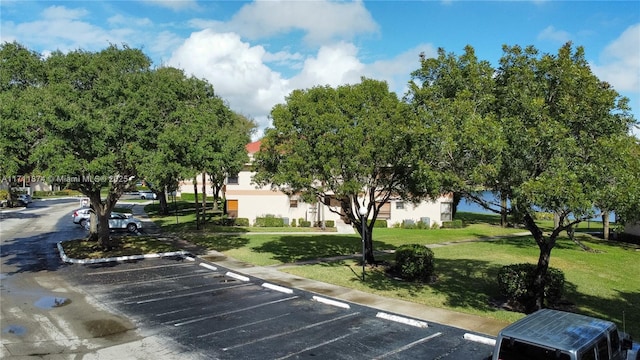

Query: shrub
430,222,440,229
178,193,215,202
254,215,285,227
373,219,387,228
393,244,435,282
497,263,565,307
0,190,8,200
235,218,250,227
299,220,311,227
441,220,464,228
325,220,334,228
290,218,297,227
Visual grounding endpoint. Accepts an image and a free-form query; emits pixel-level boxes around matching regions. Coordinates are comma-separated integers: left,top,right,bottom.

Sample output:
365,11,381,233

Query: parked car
18,194,32,204
492,308,637,360
139,190,157,200
72,208,93,227
85,212,143,233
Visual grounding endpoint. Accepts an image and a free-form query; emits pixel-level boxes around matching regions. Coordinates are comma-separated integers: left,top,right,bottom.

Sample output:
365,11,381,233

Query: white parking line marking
222,312,360,351
85,263,193,275
199,263,217,271
275,333,353,360
172,296,299,327
197,312,292,339
372,332,443,359
464,333,496,346
376,312,428,328
225,271,250,282
312,296,350,309
129,283,253,304
262,283,294,294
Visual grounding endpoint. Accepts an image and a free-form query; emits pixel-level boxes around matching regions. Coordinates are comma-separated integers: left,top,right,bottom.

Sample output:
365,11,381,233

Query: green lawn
279,235,640,338
147,208,638,337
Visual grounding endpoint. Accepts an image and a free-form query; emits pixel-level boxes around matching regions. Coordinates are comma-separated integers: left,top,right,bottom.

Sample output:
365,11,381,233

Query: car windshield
498,339,571,360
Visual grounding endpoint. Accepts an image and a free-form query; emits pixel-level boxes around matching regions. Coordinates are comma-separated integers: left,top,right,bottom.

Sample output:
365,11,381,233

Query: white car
84,212,143,233
139,190,157,200
72,208,93,227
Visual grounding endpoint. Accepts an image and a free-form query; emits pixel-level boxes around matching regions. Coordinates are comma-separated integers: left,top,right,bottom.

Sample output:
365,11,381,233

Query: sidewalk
124,202,510,336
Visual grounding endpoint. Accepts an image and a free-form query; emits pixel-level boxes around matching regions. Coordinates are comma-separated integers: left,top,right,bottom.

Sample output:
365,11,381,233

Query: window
440,202,453,222
596,337,610,360
497,339,570,360
289,199,298,208
227,175,239,185
396,201,404,210
580,346,597,360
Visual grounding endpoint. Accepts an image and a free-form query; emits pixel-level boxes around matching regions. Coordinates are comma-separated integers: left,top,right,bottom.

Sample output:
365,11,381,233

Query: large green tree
409,43,638,311
0,42,46,196
32,45,152,249
136,67,197,215
253,78,440,264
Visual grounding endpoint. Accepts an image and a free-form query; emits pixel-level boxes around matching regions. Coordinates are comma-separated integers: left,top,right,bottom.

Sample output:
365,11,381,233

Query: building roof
246,140,261,154
498,309,616,353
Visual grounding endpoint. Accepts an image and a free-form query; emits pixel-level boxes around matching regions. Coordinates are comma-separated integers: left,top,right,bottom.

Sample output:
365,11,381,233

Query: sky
2,0,639,138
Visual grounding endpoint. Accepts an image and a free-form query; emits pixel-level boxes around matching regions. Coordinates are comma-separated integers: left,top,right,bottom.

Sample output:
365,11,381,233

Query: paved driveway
63,256,494,359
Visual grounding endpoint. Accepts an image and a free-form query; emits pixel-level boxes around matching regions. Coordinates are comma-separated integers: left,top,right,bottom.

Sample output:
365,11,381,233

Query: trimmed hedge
299,220,311,227
497,263,565,306
393,244,435,282
441,219,464,228
254,215,285,227
33,189,82,197
373,219,387,228
313,220,336,228
234,218,250,227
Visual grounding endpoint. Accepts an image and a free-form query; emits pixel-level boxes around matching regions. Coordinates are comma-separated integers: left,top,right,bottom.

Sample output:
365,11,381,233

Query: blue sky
2,1,639,137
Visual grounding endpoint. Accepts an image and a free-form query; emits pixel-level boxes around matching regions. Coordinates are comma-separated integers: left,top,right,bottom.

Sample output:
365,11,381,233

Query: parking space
63,257,494,359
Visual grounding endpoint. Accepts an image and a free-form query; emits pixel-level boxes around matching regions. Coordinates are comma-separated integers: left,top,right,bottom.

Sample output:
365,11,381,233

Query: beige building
177,141,453,228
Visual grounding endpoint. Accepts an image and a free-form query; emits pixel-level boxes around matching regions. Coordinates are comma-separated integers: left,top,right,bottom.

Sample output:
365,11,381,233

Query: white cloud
367,44,438,96
167,27,439,137
167,30,290,131
41,5,89,20
1,5,129,53
591,24,640,93
140,0,199,11
289,42,365,89
194,0,379,45
537,25,572,43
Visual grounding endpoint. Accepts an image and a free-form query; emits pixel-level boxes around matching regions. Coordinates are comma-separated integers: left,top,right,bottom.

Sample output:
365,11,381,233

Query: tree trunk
452,192,461,219
602,211,610,240
96,209,113,250
522,211,553,313
193,178,200,230
500,194,508,227
355,218,375,264
159,188,168,215
531,242,552,312
201,173,207,225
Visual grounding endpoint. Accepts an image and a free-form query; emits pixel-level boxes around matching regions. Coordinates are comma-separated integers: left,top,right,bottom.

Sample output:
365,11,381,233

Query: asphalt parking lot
63,256,494,360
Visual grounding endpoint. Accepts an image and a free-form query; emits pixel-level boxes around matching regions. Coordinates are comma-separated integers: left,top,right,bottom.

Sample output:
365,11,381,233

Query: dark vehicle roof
498,309,616,353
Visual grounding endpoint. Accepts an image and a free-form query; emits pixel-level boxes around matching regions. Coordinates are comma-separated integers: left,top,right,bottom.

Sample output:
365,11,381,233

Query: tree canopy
408,42,638,311
1,42,252,248
253,78,441,264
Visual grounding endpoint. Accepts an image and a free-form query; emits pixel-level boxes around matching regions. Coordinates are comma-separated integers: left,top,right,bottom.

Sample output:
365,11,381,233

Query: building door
226,199,238,218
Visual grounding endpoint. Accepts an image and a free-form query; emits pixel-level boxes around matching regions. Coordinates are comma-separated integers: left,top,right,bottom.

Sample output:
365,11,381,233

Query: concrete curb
56,241,190,264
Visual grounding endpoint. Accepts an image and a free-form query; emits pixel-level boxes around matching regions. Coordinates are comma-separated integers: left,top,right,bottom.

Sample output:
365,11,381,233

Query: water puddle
84,319,130,338
2,325,27,336
34,296,71,309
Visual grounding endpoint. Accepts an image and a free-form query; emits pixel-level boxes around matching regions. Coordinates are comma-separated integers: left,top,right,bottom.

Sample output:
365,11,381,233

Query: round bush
497,263,565,306
394,244,435,282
